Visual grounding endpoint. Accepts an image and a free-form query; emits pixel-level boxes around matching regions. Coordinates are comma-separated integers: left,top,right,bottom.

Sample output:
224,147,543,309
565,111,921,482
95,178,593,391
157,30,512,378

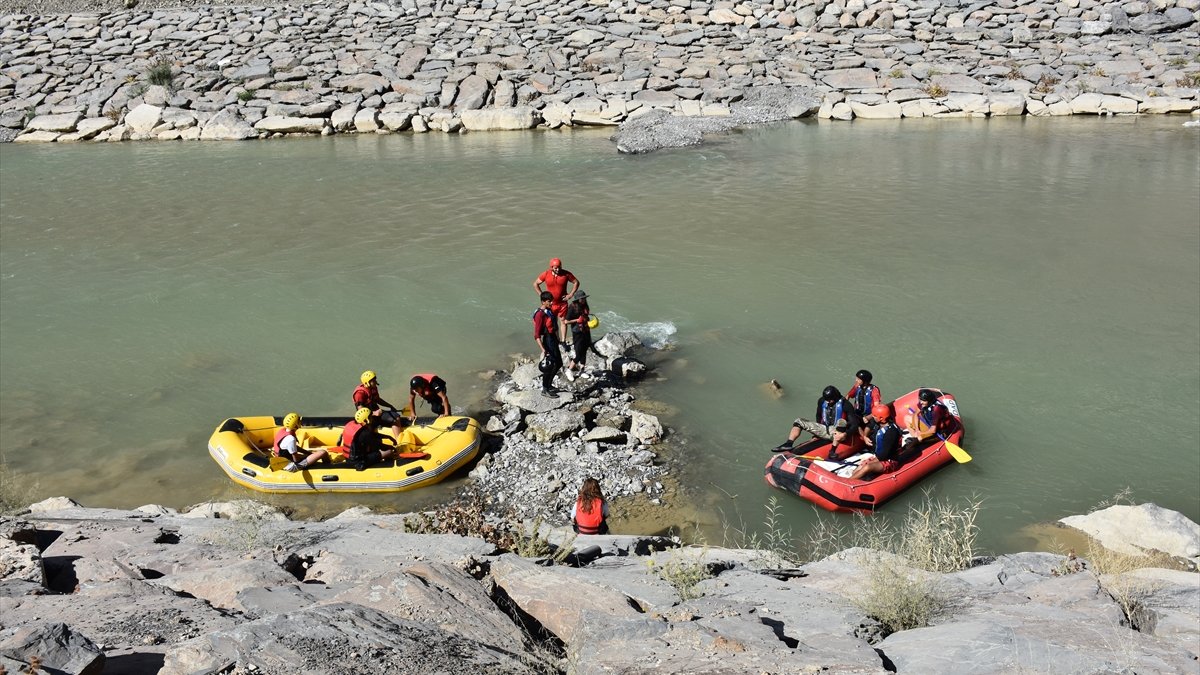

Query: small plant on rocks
922,82,947,98
1034,74,1060,93
146,57,175,88
647,548,713,601
237,90,256,102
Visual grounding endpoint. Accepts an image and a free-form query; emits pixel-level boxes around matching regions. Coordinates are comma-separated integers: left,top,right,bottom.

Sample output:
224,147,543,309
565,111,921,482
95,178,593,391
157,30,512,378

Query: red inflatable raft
764,388,965,513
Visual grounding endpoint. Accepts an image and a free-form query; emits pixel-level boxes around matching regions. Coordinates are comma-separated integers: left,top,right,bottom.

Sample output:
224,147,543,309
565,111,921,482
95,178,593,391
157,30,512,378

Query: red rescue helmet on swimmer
871,403,891,420
549,257,562,268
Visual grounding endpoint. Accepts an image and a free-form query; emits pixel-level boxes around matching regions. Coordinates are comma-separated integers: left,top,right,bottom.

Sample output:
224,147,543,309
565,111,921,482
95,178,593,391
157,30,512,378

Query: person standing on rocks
571,477,609,534
532,257,579,343
533,291,563,396
407,373,451,419
563,290,596,381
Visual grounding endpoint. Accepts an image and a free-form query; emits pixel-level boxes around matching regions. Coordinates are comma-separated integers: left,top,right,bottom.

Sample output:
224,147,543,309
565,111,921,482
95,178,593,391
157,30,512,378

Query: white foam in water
597,313,676,348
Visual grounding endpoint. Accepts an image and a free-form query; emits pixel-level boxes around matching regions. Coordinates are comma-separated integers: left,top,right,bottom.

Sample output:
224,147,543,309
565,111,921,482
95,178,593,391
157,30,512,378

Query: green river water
1,116,1198,553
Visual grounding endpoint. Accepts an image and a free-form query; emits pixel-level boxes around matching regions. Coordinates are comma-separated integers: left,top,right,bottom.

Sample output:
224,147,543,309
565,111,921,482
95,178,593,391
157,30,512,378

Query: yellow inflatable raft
207,415,482,493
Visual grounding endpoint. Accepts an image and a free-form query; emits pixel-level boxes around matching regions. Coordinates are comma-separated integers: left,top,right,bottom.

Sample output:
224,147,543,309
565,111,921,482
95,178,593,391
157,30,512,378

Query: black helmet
538,356,553,373
822,385,841,401
855,369,873,383
918,389,938,404
410,375,425,390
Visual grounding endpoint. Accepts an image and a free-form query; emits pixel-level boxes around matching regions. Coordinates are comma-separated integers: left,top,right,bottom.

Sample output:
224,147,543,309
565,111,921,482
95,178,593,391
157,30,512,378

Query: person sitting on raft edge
773,385,861,460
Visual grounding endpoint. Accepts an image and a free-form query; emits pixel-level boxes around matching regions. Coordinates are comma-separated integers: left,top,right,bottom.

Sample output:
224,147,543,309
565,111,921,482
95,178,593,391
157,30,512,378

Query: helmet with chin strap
821,385,841,401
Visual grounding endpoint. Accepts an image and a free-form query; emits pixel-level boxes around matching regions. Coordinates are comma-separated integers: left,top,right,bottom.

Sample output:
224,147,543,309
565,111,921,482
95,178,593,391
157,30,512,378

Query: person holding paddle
904,389,953,444
353,370,404,439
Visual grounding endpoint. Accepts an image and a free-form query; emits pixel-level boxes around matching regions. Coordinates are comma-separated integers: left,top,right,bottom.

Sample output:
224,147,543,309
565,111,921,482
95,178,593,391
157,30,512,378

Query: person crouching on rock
572,477,609,535
534,291,563,396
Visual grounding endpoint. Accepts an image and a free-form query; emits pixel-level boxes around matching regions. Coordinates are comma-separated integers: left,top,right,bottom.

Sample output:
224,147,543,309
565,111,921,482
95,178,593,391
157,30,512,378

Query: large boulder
124,104,163,134
199,109,257,140
1069,93,1138,114
25,112,81,132
489,554,642,644
460,108,538,131
0,622,104,675
160,603,540,675
254,116,326,133
525,409,586,443
1060,503,1200,561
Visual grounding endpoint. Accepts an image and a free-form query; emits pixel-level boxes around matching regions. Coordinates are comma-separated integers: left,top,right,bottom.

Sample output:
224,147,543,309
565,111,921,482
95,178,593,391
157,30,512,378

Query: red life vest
339,420,364,449
574,498,605,534
272,428,294,457
353,384,379,410
412,373,438,397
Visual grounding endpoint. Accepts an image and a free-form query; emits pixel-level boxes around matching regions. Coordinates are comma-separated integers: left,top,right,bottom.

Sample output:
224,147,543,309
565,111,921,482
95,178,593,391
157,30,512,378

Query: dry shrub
719,496,801,570
647,548,713,601
806,491,982,573
853,556,947,635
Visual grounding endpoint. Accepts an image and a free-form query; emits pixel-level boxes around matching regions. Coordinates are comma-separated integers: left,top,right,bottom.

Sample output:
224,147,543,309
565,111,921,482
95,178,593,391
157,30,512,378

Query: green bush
146,57,175,88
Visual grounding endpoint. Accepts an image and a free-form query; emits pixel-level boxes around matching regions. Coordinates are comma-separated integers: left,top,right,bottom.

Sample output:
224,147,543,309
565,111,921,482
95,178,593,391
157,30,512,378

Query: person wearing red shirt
532,257,580,342
533,291,563,396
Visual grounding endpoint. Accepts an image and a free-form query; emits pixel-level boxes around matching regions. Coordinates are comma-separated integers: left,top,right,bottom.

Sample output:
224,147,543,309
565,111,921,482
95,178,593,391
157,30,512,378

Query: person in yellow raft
352,370,404,439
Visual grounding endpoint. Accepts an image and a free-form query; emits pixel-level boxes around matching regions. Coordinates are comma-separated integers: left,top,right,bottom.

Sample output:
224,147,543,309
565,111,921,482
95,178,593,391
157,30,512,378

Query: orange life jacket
574,498,605,534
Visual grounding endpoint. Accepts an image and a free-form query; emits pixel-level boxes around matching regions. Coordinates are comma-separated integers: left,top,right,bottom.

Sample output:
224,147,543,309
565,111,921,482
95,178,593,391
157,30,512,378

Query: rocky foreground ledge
1,498,1198,674
2,0,1198,149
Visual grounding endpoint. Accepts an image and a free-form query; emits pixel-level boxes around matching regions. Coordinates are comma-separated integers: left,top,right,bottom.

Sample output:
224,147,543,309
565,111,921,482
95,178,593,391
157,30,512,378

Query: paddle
907,406,972,464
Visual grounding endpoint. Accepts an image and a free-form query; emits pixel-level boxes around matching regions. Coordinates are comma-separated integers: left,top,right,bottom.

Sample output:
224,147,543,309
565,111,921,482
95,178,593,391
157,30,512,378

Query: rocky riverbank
468,330,674,526
1,497,1197,674
1,0,1197,148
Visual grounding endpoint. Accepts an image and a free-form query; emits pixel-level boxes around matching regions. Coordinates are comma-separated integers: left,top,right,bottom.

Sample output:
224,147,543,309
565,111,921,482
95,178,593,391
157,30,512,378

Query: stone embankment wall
2,0,1198,144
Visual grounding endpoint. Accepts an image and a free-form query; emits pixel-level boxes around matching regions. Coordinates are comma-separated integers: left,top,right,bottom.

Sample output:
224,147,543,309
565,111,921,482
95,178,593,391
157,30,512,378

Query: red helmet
871,403,891,421
549,257,562,268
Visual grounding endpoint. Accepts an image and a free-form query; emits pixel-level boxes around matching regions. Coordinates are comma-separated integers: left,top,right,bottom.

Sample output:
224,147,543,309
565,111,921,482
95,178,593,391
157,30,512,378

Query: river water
2,116,1198,553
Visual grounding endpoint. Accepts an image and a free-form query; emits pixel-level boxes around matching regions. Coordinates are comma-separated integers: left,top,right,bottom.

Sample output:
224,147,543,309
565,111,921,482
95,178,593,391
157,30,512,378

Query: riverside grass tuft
805,491,984,636
647,547,713,601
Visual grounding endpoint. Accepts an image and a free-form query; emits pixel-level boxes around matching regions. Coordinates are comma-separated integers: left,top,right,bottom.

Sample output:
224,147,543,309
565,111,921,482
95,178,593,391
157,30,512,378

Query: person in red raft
532,257,580,342
849,404,903,481
571,477,609,534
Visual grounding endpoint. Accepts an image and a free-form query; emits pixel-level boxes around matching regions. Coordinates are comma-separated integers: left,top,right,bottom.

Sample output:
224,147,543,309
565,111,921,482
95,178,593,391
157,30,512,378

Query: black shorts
425,398,445,415
378,410,402,426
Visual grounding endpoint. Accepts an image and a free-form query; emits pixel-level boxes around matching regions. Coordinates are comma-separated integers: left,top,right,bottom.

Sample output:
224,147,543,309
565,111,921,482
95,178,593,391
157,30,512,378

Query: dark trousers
540,335,562,389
